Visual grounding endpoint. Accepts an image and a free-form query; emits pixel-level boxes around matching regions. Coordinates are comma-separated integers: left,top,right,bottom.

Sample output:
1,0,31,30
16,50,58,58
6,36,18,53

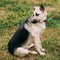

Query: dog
8,4,47,57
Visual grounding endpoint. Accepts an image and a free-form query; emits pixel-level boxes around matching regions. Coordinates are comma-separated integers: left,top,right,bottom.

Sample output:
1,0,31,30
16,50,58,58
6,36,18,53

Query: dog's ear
40,3,45,11
33,6,36,10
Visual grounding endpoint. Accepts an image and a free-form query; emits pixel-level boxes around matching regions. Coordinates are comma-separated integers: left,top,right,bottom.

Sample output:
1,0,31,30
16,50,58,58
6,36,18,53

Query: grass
0,0,60,60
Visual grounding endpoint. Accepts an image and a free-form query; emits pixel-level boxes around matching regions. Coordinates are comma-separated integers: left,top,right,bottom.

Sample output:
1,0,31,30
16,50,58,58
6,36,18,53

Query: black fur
8,23,30,55
40,4,45,11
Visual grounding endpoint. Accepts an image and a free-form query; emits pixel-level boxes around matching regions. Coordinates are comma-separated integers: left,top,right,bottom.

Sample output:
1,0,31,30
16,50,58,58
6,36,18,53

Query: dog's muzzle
31,20,40,24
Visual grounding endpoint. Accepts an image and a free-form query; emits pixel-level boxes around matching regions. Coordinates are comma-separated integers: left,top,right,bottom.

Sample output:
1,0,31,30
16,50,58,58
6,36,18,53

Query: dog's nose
31,20,37,24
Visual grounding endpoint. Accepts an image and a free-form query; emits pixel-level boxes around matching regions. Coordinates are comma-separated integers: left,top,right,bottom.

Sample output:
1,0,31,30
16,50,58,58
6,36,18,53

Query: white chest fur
25,22,46,36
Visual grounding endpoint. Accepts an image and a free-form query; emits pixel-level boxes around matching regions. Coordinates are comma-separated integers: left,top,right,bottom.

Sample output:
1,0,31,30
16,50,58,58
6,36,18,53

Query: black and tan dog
8,4,47,57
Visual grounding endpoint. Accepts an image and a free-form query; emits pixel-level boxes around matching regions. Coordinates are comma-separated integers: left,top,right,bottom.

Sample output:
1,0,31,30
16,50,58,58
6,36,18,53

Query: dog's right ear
40,3,45,11
33,6,36,10
33,6,38,10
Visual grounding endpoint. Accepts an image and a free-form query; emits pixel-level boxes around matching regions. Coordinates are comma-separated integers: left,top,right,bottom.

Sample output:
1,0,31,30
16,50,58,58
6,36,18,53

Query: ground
0,0,60,60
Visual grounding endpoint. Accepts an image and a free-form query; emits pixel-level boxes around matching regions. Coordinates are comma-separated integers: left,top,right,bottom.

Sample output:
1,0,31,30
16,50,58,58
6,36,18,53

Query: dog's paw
41,48,45,52
40,52,46,56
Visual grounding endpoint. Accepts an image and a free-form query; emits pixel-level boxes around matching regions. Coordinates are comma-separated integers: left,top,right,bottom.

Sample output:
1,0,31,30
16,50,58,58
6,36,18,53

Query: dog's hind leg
14,47,37,57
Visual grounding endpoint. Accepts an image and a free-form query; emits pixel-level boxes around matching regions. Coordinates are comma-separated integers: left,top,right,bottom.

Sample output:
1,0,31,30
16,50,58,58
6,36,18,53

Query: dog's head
28,4,47,24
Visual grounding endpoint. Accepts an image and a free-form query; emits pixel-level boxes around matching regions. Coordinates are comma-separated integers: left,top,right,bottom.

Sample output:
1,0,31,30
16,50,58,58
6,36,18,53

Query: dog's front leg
33,34,45,56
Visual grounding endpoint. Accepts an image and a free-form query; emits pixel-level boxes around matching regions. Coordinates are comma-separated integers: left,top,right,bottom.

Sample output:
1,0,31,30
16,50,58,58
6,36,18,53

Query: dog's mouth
31,19,46,24
31,20,40,24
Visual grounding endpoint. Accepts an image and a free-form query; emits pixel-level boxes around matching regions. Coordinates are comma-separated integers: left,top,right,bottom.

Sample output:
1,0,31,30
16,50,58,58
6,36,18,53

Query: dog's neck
39,19,46,23
42,20,46,22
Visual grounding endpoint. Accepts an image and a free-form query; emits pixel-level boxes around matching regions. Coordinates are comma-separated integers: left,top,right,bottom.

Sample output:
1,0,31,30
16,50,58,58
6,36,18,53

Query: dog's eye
36,13,39,16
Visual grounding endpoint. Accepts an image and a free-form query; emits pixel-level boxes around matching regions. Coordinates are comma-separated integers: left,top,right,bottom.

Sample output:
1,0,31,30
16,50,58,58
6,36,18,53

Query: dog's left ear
33,6,37,10
40,3,45,11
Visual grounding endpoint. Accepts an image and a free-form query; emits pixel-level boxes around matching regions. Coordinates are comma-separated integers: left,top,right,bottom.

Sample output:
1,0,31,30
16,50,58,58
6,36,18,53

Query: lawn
0,0,60,60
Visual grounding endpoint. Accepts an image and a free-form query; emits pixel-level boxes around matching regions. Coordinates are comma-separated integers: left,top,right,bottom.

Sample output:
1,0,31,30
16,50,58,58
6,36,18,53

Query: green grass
0,0,60,60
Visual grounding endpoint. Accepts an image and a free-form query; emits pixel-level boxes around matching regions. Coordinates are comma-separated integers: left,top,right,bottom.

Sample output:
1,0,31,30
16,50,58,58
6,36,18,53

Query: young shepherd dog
8,4,47,57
